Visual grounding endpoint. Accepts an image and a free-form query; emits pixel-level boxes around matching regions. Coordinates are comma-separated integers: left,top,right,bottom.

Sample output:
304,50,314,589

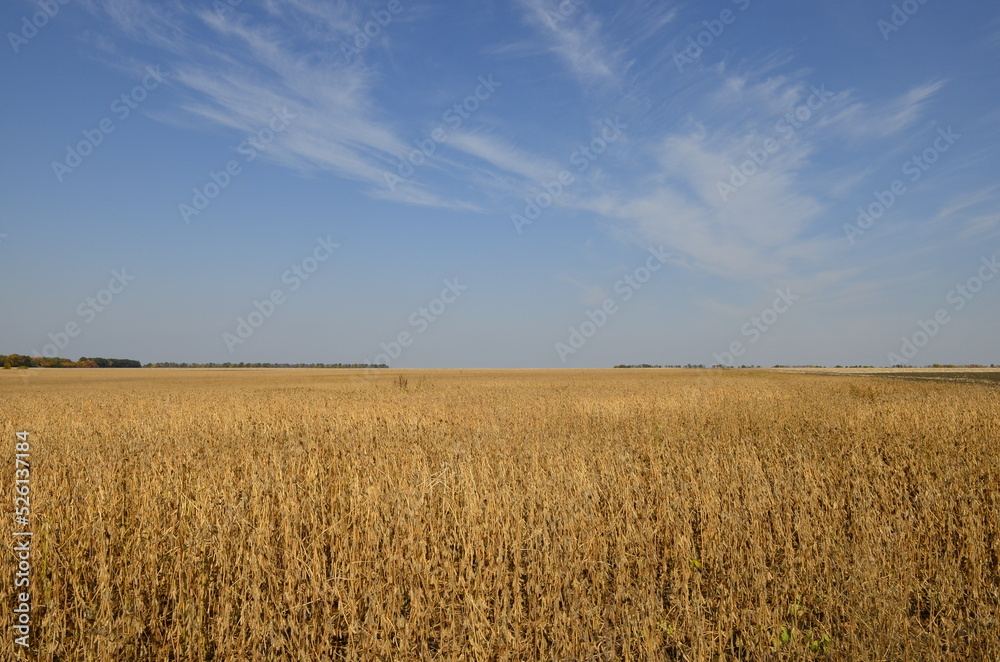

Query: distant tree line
885,363,996,368
1,354,140,368
616,364,998,369
147,362,388,368
2,355,388,369
614,364,708,369
78,357,143,368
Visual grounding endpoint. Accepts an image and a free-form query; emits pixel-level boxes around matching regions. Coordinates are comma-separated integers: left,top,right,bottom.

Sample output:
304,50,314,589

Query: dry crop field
1,368,998,661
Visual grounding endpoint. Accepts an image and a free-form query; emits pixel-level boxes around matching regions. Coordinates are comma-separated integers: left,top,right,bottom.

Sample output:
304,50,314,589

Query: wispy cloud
82,0,483,208
593,69,947,281
593,74,831,280
934,185,1000,221
447,131,561,183
80,0,957,289
819,80,946,139
81,0,186,52
515,0,622,86
957,213,1000,240
933,185,1000,241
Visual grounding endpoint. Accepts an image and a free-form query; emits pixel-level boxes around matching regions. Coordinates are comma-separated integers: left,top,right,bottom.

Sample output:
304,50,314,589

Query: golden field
1,368,998,661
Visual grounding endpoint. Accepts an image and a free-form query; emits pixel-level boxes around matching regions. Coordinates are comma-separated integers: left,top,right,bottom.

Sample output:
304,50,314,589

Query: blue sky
2,0,999,367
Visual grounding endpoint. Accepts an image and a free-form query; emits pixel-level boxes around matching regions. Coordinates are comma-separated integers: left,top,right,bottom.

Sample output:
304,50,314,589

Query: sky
2,0,999,368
